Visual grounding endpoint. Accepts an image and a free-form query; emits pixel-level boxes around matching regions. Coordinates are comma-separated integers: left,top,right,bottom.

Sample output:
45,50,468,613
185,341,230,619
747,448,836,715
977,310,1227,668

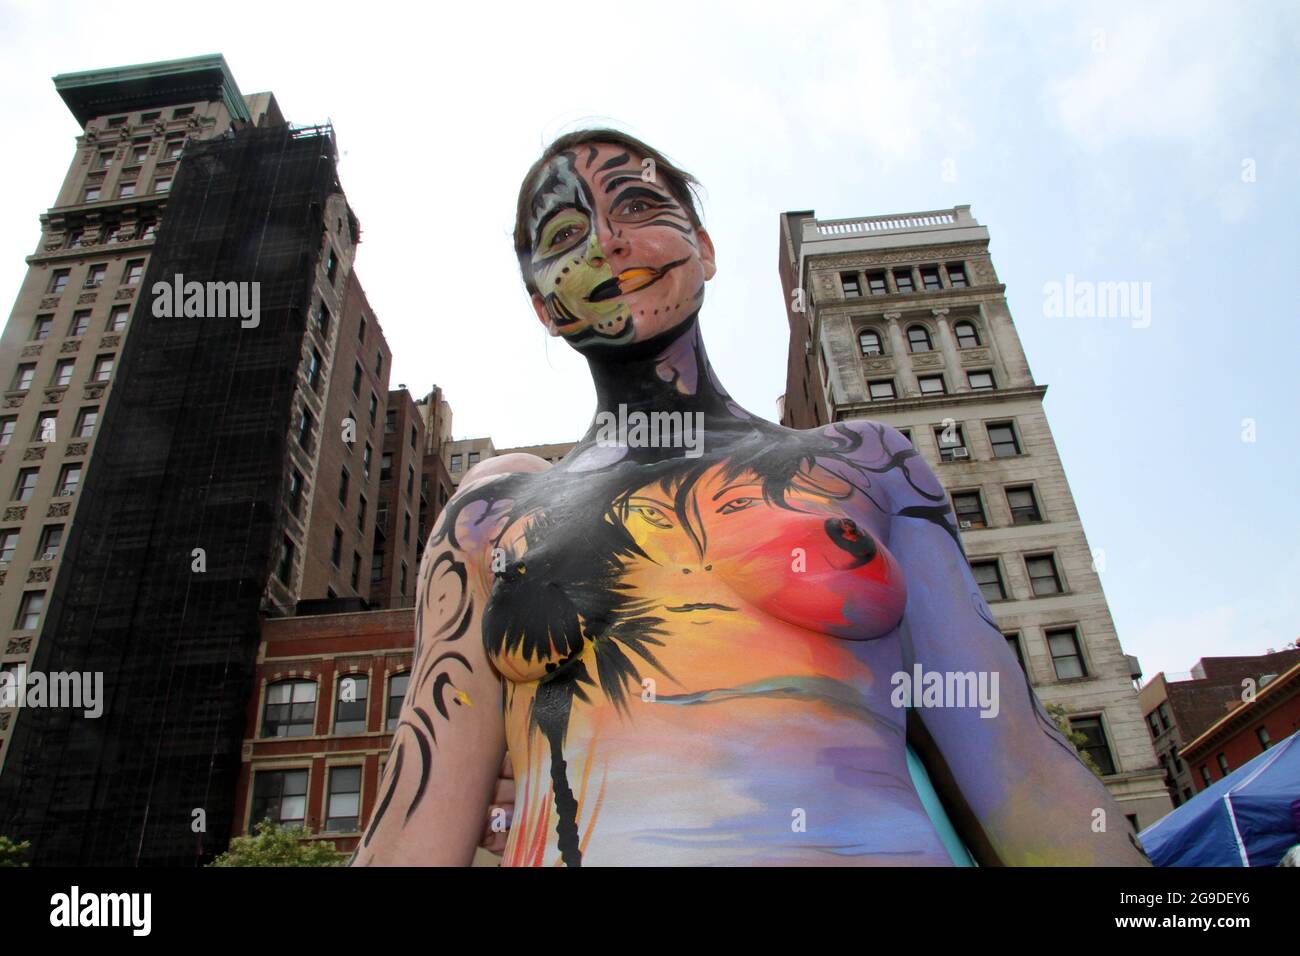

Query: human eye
717,497,758,515
632,504,673,529
540,212,588,254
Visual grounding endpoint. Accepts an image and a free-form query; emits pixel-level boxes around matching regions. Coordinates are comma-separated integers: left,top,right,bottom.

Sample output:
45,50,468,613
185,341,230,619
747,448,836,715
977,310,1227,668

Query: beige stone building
777,205,1172,829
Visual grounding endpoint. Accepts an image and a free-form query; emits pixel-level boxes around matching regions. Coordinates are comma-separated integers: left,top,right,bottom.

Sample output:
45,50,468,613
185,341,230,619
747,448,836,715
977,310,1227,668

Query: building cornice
834,383,1049,419
53,54,250,127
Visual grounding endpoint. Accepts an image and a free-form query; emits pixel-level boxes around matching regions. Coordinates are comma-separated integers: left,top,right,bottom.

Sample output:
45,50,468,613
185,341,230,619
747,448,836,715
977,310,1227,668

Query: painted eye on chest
632,504,672,529
717,497,758,515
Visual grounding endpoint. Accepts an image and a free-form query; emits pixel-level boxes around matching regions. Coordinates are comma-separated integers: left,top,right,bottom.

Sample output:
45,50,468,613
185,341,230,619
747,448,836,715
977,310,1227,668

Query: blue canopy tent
1139,729,1300,867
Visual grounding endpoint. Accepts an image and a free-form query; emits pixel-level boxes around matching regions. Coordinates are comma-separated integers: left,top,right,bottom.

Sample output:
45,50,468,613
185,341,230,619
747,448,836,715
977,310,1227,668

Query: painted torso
453,419,956,866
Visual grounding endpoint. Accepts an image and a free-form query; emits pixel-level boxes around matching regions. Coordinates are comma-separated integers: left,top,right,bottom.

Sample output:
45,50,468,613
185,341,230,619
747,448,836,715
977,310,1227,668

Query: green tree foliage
1046,703,1105,778
0,835,31,867
208,820,347,867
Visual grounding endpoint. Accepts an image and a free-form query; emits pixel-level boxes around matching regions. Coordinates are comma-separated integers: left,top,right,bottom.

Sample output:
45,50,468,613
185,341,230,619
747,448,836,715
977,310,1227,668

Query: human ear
531,293,559,336
696,228,717,281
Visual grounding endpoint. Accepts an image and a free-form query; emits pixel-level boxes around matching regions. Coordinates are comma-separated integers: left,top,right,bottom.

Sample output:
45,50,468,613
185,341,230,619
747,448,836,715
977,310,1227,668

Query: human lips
584,257,689,303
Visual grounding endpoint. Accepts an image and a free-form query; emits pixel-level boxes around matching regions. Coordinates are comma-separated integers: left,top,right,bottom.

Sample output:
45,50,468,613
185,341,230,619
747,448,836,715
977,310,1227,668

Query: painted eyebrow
711,482,763,502
628,494,675,511
595,152,634,183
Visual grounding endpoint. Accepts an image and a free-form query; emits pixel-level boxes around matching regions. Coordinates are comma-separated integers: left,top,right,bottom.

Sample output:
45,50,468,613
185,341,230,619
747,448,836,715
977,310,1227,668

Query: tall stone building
777,205,1171,829
0,55,408,864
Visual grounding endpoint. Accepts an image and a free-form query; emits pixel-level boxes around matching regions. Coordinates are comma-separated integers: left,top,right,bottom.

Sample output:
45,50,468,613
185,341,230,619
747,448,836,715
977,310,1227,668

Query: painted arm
871,423,1148,866
351,471,510,866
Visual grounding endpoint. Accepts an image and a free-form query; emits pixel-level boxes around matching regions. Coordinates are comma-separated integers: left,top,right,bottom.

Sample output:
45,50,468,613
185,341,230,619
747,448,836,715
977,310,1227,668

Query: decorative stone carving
66,442,88,457
84,385,106,400
42,389,65,404
100,335,121,348
39,297,60,310
27,567,53,584
114,287,135,300
4,637,30,655
4,506,27,521
60,340,80,353
77,292,97,304
21,447,45,461
46,502,71,518
20,345,42,358
959,347,992,366
862,358,894,373
3,395,23,409
912,353,944,369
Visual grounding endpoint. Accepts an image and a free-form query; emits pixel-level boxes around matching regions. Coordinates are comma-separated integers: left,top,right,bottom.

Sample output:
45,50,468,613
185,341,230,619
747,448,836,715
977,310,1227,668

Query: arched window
262,679,317,738
954,320,980,349
907,325,933,353
859,329,883,356
334,673,370,735
386,672,409,732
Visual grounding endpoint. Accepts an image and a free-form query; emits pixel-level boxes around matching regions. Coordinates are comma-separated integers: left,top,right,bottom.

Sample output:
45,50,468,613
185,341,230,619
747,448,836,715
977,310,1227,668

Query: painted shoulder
456,452,552,493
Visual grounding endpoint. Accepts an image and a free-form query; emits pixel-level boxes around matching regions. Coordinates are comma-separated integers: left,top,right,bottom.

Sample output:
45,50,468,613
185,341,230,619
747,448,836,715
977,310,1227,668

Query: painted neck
583,314,745,427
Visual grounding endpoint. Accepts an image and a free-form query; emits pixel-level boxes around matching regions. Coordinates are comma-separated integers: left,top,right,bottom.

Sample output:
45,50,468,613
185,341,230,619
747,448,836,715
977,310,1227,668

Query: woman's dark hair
512,128,704,296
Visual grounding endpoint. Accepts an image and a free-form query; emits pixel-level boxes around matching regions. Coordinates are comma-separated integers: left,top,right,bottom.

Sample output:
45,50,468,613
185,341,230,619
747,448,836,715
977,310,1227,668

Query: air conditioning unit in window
951,448,970,459
41,551,57,561
958,520,973,530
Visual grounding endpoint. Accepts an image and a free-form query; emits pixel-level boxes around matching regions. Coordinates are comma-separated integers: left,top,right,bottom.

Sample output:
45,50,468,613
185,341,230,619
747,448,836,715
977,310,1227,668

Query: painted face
616,463,907,640
525,142,713,350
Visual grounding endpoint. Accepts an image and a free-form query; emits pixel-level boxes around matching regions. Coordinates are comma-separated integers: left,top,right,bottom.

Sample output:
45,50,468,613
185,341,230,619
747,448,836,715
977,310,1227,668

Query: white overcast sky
0,0,1296,681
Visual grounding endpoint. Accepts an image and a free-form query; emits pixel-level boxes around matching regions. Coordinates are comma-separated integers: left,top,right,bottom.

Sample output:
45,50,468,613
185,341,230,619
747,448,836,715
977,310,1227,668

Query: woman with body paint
353,130,1150,867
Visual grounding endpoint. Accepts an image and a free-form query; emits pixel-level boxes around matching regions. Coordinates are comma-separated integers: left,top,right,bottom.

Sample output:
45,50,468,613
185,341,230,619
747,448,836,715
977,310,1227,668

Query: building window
868,379,896,401
946,262,969,288
307,348,323,391
118,182,136,199
140,221,158,241
13,364,36,391
907,325,933,353
970,560,1006,602
1006,486,1041,524
1005,633,1025,671
57,464,81,497
935,424,968,461
1026,554,1064,596
917,374,946,395
358,316,367,343
326,248,338,284
52,360,75,387
153,177,171,193
69,311,91,336
403,512,411,544
121,259,144,286
32,315,53,340
166,140,184,160
316,303,331,337
1200,765,1211,786
371,548,385,583
400,561,408,596
386,673,410,731
866,271,887,295
277,535,294,583
172,106,194,119
338,467,349,507
37,525,63,561
250,769,308,829
98,151,114,169
380,453,393,481
467,451,481,467
1047,627,1086,679
406,464,415,498
363,443,372,478
1147,712,1162,739
351,361,363,398
1216,753,1230,776
84,186,101,202
1070,717,1116,775
893,269,915,293
953,320,979,348
952,491,986,529
297,409,314,451
286,469,303,518
410,425,417,450
34,413,57,442
987,422,1022,457
357,495,367,532
85,264,108,289
450,453,462,472
1256,726,1272,750
920,265,942,291
385,409,397,434
50,269,71,294
92,355,114,382
331,527,343,566
141,111,161,122
351,551,361,590
109,306,130,331
0,417,14,447
0,529,16,564
334,674,369,735
15,590,46,630
967,370,995,390
325,766,362,832
839,272,861,297
375,352,383,377
130,144,149,164
14,468,39,502
262,680,316,738
859,329,883,356
368,392,378,426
